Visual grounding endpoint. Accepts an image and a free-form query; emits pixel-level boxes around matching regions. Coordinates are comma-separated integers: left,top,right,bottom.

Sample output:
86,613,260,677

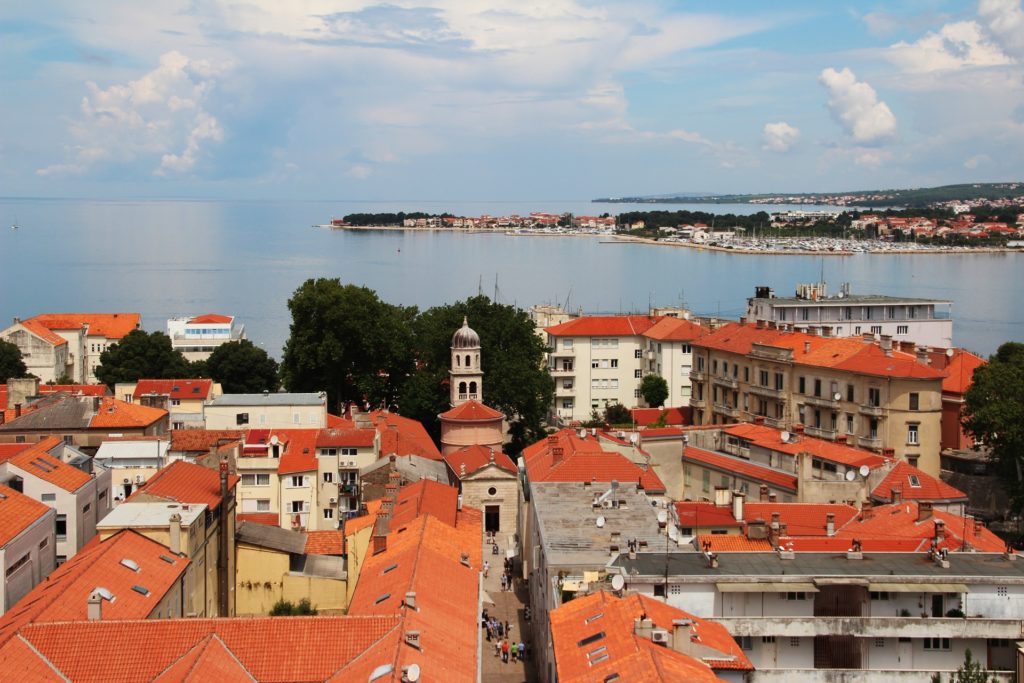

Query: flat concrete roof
611,551,1024,583
532,481,667,567
756,294,951,306
98,501,206,529
207,393,326,407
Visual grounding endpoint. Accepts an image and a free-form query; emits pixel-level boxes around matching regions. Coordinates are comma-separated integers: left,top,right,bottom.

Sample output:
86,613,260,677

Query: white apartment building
204,392,327,430
746,282,953,349
545,315,706,423
611,550,1024,681
0,484,56,614
167,314,246,362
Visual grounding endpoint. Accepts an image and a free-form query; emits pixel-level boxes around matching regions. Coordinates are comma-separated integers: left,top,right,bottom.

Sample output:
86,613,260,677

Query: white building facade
167,314,246,362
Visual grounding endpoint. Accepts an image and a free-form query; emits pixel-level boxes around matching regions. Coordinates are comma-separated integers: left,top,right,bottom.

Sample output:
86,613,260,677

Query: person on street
502,639,509,663
483,560,489,578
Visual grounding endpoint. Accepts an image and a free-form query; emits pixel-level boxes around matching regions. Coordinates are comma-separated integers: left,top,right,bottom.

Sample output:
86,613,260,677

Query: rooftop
546,315,662,337
641,316,709,342
683,445,798,492
438,399,504,421
97,502,206,530
5,436,92,493
206,392,326,407
134,379,214,401
0,483,52,548
24,313,141,339
444,444,517,477
369,410,442,461
187,314,233,324
129,460,238,509
524,429,666,493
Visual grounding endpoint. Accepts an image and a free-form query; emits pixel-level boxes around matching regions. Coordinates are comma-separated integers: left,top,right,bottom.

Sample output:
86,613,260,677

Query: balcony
804,425,836,440
689,369,706,382
858,435,883,450
803,394,840,409
859,404,884,417
339,483,359,497
712,375,738,389
548,347,574,357
712,403,741,419
555,385,575,396
717,615,1024,640
748,670,1012,683
550,367,575,377
689,397,707,409
764,416,788,429
749,384,785,399
457,393,479,401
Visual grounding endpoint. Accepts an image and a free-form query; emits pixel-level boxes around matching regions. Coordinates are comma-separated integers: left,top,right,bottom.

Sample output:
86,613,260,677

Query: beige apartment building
689,322,945,476
203,392,327,430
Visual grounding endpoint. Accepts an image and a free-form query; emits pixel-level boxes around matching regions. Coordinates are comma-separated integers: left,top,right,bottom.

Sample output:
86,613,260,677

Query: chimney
916,347,930,365
6,377,40,409
753,415,765,425
934,518,946,541
732,492,745,522
826,513,835,537
863,332,875,342
714,487,731,508
169,513,182,554
756,319,765,329
821,326,832,338
634,617,656,640
707,553,719,569
460,462,466,477
918,501,933,522
768,493,777,503
404,592,417,610
803,341,811,354
759,485,769,502
404,630,421,650
892,486,902,504
373,534,387,555
14,403,21,418
880,335,893,356
792,424,805,435
87,591,103,621
551,446,564,464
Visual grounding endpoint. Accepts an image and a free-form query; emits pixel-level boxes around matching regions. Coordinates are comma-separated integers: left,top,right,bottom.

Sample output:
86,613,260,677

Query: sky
2,0,1023,200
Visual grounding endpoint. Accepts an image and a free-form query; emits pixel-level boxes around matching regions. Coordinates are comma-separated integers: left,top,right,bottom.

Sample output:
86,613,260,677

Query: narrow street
481,533,537,683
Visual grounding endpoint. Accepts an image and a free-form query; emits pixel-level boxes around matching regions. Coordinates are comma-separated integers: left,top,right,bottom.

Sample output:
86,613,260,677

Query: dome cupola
451,317,481,349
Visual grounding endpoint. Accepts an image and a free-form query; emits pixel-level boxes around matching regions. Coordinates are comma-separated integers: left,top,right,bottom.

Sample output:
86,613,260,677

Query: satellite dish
596,516,606,528
833,392,842,401
859,465,871,478
578,429,587,439
657,510,669,524
780,431,791,443
611,575,625,591
946,348,954,357
845,469,856,482
629,433,639,445
405,664,421,682
270,435,279,446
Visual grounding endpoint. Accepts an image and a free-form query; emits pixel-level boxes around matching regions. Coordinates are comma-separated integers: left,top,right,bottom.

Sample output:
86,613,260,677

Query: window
798,377,806,394
634,349,643,359
702,470,710,493
924,638,950,651
775,373,784,391
871,325,882,335
908,475,921,488
997,586,1008,597
907,424,919,445
41,493,56,503
846,414,854,434
39,538,48,549
563,339,573,349
323,472,334,483
5,553,30,578
634,389,641,398
634,369,643,378
868,387,881,407
562,399,574,409
847,384,854,402
682,344,691,354
736,635,753,651
236,412,249,426
653,584,665,597
762,636,776,644
759,370,769,387
854,326,862,335
697,356,705,371
897,325,909,335
290,476,306,488
56,515,67,540
241,473,270,487
610,359,618,368
909,393,919,411
874,638,884,648
870,591,890,600
323,508,334,520
293,412,300,424
82,503,91,514
785,592,807,601
790,637,800,648
813,378,822,397
290,501,306,513
592,360,600,369
256,499,271,511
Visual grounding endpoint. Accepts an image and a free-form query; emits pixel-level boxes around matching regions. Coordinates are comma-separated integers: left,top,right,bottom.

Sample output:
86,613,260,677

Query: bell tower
450,317,483,407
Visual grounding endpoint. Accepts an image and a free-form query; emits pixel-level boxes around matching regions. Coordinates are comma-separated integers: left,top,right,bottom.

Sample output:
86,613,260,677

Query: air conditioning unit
601,500,614,509
651,629,670,644
329,497,337,504
134,475,144,484
123,478,130,484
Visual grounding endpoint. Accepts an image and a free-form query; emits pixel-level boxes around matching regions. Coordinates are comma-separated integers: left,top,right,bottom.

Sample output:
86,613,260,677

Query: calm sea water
0,198,1020,358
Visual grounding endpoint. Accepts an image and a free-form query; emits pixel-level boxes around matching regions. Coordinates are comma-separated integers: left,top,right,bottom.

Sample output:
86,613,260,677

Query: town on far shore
0,270,1020,682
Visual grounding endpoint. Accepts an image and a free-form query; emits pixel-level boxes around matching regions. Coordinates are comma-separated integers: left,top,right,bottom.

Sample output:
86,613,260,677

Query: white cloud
964,153,991,168
979,0,1024,58
762,121,800,152
37,50,229,177
819,67,897,143
854,149,891,167
346,164,372,180
889,20,1012,72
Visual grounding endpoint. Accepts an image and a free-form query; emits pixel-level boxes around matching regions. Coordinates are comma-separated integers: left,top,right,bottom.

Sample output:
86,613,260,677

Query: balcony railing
712,375,739,389
339,483,359,496
555,386,575,396
749,384,785,399
764,416,788,429
689,370,707,382
859,404,884,417
689,397,707,409
858,435,883,449
804,425,837,440
457,393,479,401
803,394,840,409
716,615,1024,640
712,403,741,419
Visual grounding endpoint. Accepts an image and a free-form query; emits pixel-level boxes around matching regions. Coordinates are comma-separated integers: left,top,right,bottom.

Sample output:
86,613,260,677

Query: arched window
465,354,471,367
475,354,479,366
458,382,467,394
469,381,477,395
456,354,460,367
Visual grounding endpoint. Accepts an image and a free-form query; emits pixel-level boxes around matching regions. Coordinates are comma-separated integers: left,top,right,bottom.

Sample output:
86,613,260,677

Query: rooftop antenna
478,274,483,296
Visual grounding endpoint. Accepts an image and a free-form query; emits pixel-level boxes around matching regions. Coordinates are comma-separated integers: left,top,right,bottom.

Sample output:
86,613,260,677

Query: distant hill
594,182,1024,208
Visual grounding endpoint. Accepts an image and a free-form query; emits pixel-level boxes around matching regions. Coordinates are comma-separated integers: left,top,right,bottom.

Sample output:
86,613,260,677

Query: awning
815,578,869,587
717,582,819,593
868,582,970,593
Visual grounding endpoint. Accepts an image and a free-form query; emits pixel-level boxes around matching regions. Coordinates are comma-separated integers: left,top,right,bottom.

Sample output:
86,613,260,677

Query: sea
1,198,1020,358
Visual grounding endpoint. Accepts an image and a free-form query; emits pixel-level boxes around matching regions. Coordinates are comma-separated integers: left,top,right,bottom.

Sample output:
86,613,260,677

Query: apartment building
166,313,246,362
115,378,222,430
0,484,55,614
746,282,953,348
0,393,168,449
642,316,709,407
689,322,945,476
203,392,327,430
0,313,140,384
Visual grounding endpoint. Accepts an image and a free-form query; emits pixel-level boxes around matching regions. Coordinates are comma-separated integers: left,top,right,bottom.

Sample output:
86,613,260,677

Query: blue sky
2,0,1023,199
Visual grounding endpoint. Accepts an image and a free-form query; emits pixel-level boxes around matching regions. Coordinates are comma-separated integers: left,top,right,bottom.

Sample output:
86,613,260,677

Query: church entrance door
485,505,500,533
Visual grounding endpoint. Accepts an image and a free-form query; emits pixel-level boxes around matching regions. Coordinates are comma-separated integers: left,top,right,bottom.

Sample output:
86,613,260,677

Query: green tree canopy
269,598,318,616
963,342,1024,508
94,330,190,387
402,295,554,455
280,279,417,411
604,403,632,425
0,340,28,383
640,374,669,408
205,340,279,394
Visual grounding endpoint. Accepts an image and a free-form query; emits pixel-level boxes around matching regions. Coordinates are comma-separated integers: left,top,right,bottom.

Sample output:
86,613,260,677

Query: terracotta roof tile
326,414,354,429
7,437,92,493
131,460,238,509
546,315,662,337
683,446,797,492
0,443,32,464
369,411,442,461
388,480,459,529
271,429,319,475
444,444,517,476
743,502,859,536
170,430,243,454
37,384,108,397
872,461,967,502
937,348,986,395
673,503,743,528
235,513,279,526
305,530,345,555
0,484,52,548
316,428,375,448
17,319,67,347
439,399,504,421
134,379,213,401
344,500,382,536
631,407,689,426
721,423,885,469
187,314,233,324
524,429,665,492
89,397,167,429
27,313,140,339
697,534,773,552
0,636,66,681
152,633,254,682
642,316,709,342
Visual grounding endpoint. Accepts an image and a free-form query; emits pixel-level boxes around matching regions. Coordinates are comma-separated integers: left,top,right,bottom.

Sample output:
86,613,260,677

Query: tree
281,279,417,411
963,342,1024,509
269,598,318,616
931,648,996,683
403,295,554,455
205,340,279,394
604,403,632,425
640,374,668,408
0,340,28,383
94,330,190,387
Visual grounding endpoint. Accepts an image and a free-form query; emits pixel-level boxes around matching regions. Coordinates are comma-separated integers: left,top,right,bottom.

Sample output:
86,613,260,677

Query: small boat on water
11,216,18,230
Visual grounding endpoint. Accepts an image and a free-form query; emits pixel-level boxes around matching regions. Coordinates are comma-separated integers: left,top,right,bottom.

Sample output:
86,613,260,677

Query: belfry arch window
469,381,478,395
459,382,467,394
465,354,471,367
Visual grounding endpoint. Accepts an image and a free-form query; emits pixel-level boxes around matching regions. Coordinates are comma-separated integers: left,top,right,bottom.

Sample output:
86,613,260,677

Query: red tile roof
631,407,688,426
305,530,345,555
1,615,401,683
932,348,986,395
697,534,773,552
872,461,967,502
89,397,167,429
235,512,279,526
0,529,189,647
0,443,32,464
38,384,108,397
170,430,243,454
721,423,885,469
271,429,319,475
27,313,140,339
695,322,944,379
316,428,375,448
187,314,233,324
550,591,750,682
642,316,709,342
444,444,517,476
134,379,213,401
344,500,382,537
683,446,797,492
0,484,52,548
835,502,1005,553
7,436,92,493
438,399,504,421
524,429,665,493
743,502,859,536
673,502,743,529
388,479,460,529
17,319,67,346
369,410,442,461
546,315,662,337
326,413,354,429
131,460,238,509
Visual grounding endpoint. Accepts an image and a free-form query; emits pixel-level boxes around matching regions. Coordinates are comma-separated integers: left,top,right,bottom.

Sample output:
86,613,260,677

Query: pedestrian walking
511,643,518,663
519,642,526,661
494,641,500,658
497,621,504,638
485,624,491,642
502,639,509,663
483,560,489,578
505,620,511,638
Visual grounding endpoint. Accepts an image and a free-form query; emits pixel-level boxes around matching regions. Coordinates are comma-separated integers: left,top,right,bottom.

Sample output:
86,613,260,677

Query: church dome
451,317,480,349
